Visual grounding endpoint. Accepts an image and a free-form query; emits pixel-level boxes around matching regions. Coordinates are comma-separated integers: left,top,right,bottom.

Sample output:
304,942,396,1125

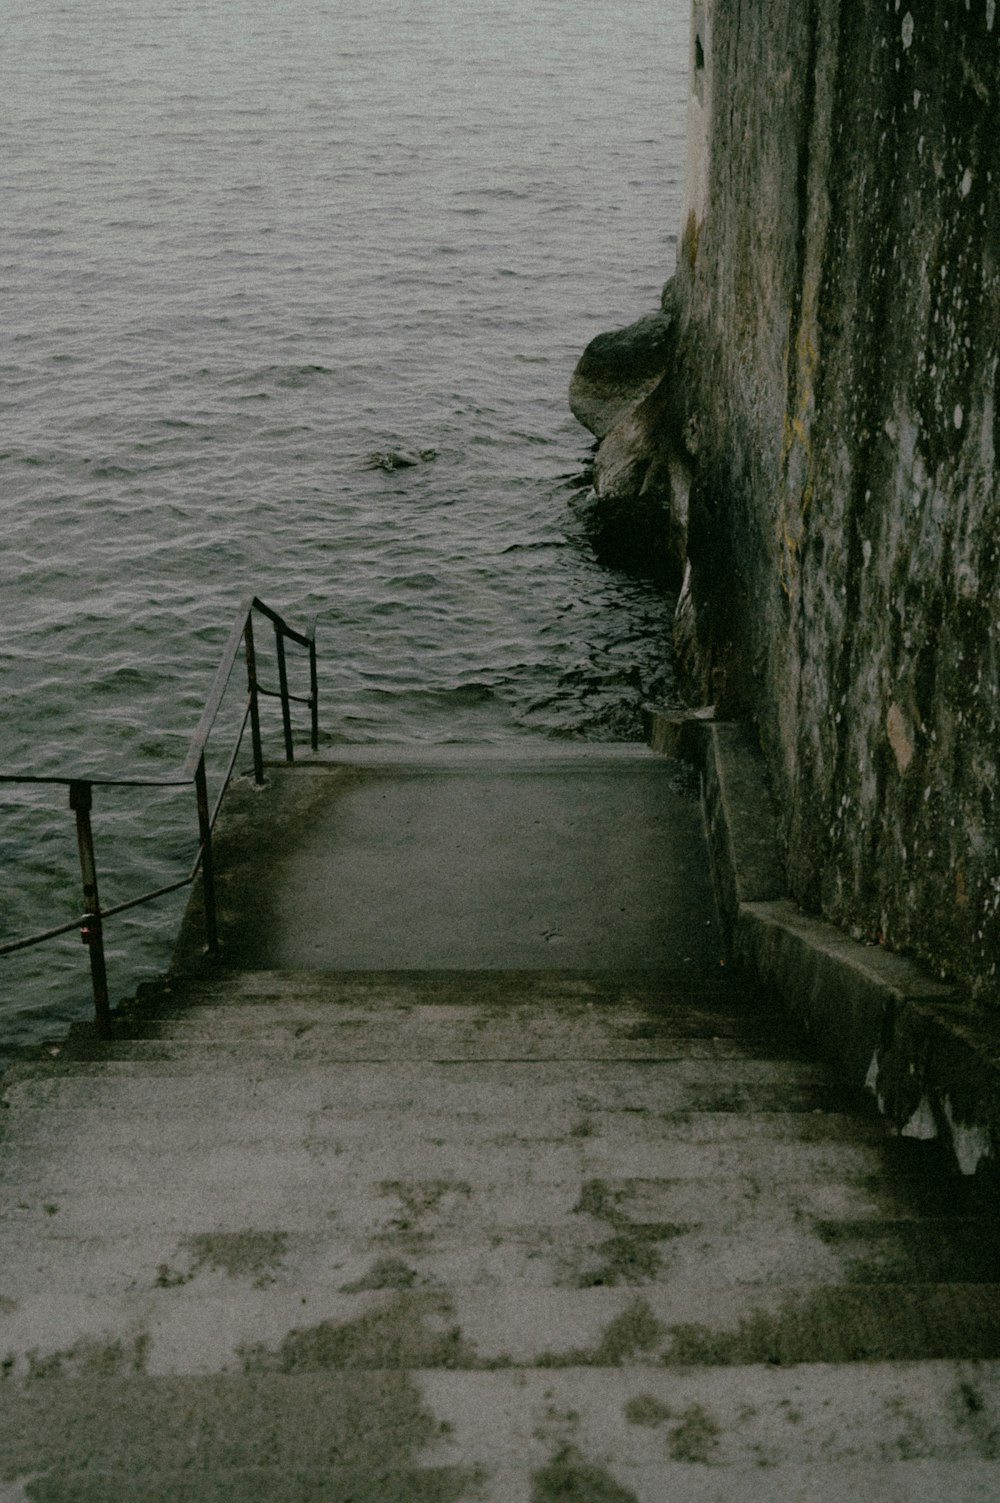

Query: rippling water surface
2,0,688,1047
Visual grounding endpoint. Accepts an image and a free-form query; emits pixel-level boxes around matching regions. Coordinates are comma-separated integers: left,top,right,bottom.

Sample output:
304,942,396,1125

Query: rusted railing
0,596,318,1037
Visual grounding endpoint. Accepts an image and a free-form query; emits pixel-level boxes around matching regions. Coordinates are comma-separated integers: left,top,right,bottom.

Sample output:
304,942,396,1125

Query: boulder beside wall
569,292,690,585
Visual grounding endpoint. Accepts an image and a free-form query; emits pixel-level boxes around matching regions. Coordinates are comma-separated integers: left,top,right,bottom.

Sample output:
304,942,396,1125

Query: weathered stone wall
576,1,999,996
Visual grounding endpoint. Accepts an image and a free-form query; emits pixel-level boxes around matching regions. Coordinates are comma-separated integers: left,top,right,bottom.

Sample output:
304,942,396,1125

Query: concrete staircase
2,968,999,1500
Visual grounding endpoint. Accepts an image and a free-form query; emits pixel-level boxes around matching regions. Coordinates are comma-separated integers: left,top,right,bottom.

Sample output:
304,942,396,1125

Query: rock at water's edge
569,310,676,440
569,286,690,586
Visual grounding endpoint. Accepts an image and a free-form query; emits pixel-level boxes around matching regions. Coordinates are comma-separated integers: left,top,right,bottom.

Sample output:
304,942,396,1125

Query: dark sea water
1,0,688,1049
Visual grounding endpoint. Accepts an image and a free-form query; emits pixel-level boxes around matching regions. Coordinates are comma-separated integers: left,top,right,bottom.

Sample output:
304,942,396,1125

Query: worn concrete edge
304,741,663,768
647,708,1000,1184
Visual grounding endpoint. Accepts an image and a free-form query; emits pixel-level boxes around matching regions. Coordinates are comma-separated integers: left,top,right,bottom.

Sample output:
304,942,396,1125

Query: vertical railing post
69,780,111,1038
274,622,294,763
309,634,319,753
194,755,219,955
243,612,265,785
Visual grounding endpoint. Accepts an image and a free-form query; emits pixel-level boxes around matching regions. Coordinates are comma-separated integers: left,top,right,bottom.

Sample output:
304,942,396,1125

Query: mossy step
10,1461,1000,1503
1,1213,997,1302
1,1173,980,1239
4,1283,1000,1378
2,1363,1000,1493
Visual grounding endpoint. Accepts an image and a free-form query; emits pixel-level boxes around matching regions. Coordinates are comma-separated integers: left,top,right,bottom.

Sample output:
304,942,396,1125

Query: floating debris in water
363,448,438,471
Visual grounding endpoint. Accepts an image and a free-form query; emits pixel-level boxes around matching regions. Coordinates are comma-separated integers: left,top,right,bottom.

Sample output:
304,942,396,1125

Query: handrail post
194,755,219,955
309,636,319,753
243,614,265,785
274,622,294,763
69,780,111,1038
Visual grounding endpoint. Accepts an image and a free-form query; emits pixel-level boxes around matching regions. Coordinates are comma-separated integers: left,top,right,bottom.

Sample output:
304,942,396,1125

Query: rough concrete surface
3,748,1000,1496
3,964,1000,1498
171,748,718,974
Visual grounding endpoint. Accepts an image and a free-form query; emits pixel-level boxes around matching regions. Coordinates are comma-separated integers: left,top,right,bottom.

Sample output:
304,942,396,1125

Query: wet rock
570,285,691,587
569,303,676,441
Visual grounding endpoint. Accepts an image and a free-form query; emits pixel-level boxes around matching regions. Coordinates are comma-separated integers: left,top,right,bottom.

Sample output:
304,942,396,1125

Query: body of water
1,0,688,1049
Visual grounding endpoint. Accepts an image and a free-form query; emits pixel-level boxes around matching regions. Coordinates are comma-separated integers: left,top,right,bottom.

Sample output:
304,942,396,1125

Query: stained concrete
4,962,1000,1496
3,750,1000,1496
171,746,719,974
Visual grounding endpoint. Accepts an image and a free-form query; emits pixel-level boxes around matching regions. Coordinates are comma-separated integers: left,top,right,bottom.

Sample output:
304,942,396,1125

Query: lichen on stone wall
571,0,999,998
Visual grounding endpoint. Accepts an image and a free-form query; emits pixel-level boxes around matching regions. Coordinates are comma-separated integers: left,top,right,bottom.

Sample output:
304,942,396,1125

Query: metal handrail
0,595,319,1036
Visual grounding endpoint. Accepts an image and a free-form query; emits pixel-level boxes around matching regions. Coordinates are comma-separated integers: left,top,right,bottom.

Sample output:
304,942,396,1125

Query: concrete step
3,1053,840,1108
6,1462,1000,1503
1,1363,1000,1488
117,971,793,1057
3,1060,861,1118
129,981,784,1020
130,982,781,1040
1,1170,979,1238
143,968,762,1008
0,1130,910,1193
56,1031,807,1063
2,1103,895,1152
111,999,795,1050
128,973,781,1010
1,1214,996,1301
4,1283,1000,1376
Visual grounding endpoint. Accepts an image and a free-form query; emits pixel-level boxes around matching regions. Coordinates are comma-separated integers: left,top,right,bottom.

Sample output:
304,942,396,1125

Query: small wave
223,365,335,394
383,572,443,591
273,364,335,388
500,541,568,555
452,187,531,202
85,463,139,479
363,682,499,709
437,682,497,706
90,664,171,692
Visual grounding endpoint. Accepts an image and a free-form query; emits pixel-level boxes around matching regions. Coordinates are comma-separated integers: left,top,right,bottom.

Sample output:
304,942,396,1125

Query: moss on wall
576,0,998,995
680,0,999,994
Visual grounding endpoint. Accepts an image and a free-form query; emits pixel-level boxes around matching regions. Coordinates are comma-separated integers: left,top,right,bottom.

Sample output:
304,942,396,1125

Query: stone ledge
648,709,999,1183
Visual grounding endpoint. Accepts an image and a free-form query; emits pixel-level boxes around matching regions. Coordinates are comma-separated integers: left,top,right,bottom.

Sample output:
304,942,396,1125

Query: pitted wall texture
672,0,998,994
